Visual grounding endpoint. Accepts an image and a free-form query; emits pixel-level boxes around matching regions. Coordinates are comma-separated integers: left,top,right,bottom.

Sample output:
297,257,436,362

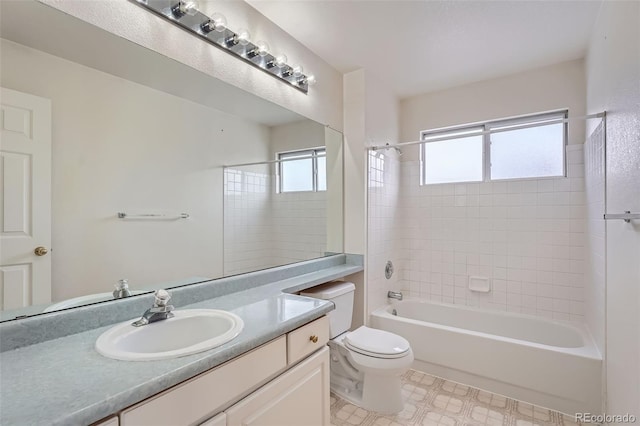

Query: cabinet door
199,412,226,426
226,346,329,426
121,337,286,426
93,416,119,426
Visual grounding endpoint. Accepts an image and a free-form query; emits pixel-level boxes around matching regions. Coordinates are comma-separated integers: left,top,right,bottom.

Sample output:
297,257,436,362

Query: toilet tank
301,281,355,339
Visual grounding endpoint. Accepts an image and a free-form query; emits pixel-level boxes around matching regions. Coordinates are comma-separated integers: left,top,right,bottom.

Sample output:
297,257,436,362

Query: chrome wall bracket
130,0,310,94
604,211,640,223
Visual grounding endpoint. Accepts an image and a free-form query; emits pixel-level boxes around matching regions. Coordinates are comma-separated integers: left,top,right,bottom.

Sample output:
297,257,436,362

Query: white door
0,87,52,310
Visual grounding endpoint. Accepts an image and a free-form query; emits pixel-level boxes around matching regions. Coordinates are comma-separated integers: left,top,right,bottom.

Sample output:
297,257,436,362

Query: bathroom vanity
104,317,330,426
0,255,364,425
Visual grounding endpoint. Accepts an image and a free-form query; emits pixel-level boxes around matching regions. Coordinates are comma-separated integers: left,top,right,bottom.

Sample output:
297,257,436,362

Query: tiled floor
330,370,582,426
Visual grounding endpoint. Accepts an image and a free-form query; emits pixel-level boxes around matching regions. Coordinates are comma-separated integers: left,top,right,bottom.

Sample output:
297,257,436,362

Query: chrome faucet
113,279,132,299
387,290,403,301
132,289,174,327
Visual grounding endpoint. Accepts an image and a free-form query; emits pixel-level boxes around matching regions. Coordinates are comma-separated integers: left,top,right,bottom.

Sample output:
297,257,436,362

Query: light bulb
211,13,227,32
274,54,288,68
305,74,317,86
172,0,199,17
255,40,270,57
202,12,227,33
235,28,251,46
292,65,304,78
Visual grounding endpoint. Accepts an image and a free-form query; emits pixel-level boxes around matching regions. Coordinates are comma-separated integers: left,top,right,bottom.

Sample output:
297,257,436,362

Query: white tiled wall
224,168,273,275
584,123,606,352
271,190,327,266
393,145,587,322
224,168,328,276
367,151,401,312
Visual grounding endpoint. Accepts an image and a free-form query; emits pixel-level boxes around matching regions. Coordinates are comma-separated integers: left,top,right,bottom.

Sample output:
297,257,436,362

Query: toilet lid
344,326,410,359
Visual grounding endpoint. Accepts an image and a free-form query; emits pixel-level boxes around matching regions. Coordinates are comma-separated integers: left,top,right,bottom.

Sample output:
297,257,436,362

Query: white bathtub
370,299,602,414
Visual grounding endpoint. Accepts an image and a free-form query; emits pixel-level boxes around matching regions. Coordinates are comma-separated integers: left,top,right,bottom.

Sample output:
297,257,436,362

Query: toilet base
330,371,405,414
330,372,364,408
328,346,409,415
327,330,412,415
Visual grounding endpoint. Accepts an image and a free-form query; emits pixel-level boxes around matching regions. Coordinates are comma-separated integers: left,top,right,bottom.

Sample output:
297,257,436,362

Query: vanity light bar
131,0,315,94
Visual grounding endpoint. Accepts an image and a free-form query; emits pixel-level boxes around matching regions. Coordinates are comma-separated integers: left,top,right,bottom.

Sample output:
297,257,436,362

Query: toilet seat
344,326,410,359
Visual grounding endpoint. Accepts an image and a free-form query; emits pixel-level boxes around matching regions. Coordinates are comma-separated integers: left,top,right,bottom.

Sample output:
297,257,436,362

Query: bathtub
370,299,602,414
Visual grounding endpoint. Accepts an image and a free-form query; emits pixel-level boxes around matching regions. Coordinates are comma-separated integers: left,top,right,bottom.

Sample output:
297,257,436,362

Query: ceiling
247,0,603,98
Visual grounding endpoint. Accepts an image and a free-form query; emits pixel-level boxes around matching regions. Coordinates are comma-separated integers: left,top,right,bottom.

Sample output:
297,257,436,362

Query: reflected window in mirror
277,148,326,193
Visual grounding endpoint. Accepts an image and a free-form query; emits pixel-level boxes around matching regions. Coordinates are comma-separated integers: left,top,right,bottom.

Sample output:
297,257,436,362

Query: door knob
34,246,48,256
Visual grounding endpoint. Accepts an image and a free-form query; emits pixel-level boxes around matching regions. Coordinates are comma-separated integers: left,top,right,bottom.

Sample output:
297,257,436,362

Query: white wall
0,39,271,301
401,59,586,158
585,0,640,416
343,69,401,315
363,72,401,314
269,120,326,157
343,70,367,255
40,0,343,131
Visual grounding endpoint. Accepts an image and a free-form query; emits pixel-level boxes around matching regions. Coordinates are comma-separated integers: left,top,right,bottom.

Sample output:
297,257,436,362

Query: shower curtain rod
224,153,326,169
368,111,606,151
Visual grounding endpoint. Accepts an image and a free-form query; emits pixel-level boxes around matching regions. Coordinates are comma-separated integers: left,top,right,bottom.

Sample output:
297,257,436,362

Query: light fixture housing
171,0,199,18
201,12,227,33
132,0,312,94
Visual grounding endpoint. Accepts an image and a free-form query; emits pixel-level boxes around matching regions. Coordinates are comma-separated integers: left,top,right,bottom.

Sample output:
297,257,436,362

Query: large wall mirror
0,0,343,321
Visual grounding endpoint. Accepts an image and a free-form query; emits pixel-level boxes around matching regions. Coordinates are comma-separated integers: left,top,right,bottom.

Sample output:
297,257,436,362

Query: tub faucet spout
387,291,403,301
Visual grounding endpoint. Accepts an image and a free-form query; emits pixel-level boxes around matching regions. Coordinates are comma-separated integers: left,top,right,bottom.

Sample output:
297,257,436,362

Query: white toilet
301,281,413,414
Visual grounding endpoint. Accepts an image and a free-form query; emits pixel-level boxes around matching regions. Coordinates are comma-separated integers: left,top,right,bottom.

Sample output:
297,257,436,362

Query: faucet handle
154,289,171,307
115,279,129,290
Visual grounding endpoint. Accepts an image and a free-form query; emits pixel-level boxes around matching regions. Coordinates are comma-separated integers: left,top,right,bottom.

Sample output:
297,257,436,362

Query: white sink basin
95,309,244,361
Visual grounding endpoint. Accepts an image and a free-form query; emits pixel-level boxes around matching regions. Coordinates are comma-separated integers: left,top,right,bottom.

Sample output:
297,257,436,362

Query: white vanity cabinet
117,316,329,426
225,347,330,426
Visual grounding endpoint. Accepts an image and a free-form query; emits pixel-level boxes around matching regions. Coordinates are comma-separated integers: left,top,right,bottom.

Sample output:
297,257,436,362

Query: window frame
419,124,485,185
276,147,326,193
419,110,568,185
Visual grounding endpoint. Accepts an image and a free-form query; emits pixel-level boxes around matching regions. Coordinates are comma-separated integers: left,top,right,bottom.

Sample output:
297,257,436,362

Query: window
420,111,567,185
278,148,326,192
422,126,484,184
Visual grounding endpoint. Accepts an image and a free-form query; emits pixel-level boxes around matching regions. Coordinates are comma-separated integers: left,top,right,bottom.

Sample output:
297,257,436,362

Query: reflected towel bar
603,211,640,223
117,212,190,220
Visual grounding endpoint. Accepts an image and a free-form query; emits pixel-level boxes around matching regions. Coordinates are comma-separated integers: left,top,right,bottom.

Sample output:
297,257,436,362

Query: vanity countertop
0,259,363,425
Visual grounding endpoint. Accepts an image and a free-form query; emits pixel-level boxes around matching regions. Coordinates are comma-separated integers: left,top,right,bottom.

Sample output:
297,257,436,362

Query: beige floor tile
559,414,582,425
532,406,553,422
432,394,465,414
403,383,429,402
476,390,508,408
470,405,505,425
514,401,535,417
441,380,472,397
421,411,458,426
330,369,577,426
